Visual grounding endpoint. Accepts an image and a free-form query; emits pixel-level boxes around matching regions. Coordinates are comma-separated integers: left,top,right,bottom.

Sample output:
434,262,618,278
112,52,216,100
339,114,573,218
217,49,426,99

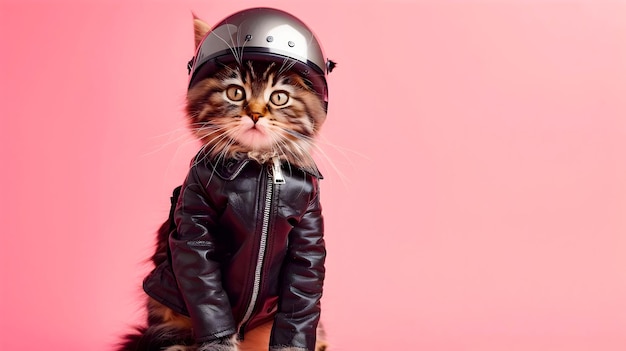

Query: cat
117,14,330,351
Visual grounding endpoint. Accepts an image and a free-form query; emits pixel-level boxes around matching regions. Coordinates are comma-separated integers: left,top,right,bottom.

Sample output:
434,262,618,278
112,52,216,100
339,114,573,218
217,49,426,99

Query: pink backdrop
1,0,625,350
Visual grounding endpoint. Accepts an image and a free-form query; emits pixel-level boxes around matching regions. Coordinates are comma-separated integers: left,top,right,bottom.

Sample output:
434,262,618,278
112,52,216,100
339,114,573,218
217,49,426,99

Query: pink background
1,0,625,350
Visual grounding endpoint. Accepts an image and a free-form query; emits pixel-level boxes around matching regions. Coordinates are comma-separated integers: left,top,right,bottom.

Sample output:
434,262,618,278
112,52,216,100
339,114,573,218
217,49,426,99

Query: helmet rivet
288,41,295,47
245,34,252,41
266,36,274,42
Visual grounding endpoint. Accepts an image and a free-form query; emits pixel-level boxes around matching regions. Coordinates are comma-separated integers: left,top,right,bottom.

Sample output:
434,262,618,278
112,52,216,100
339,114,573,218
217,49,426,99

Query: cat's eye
225,85,245,102
270,91,290,106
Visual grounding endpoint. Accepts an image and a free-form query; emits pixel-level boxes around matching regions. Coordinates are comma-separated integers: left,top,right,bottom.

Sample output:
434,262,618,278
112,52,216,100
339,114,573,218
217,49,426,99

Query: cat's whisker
277,57,297,77
276,126,350,183
193,123,228,135
238,38,250,71
202,133,233,159
308,139,351,186
148,126,192,139
194,136,235,185
269,130,316,172
194,142,224,186
142,127,196,157
192,143,211,166
278,127,313,141
216,133,235,158
281,126,358,164
193,128,226,143
157,137,203,181
288,140,317,170
273,138,296,166
317,134,369,163
191,129,234,168
211,30,241,66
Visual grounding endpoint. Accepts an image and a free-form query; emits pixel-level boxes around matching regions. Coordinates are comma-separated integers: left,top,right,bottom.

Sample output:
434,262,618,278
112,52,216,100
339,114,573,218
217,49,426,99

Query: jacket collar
207,157,323,181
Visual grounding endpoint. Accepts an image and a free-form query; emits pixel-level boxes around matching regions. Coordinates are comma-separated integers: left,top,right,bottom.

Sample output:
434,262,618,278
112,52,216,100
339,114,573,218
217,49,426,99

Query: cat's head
185,15,328,171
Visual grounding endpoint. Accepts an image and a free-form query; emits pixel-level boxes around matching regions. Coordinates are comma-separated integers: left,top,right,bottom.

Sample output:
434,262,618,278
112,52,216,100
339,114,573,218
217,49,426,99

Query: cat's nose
249,112,263,123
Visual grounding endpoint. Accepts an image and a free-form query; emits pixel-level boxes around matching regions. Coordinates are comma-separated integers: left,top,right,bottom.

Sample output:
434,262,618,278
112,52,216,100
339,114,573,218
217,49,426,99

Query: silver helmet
188,7,334,106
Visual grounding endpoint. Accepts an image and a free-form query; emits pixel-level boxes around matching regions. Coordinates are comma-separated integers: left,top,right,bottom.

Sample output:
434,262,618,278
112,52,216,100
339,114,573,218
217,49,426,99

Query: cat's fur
117,16,328,351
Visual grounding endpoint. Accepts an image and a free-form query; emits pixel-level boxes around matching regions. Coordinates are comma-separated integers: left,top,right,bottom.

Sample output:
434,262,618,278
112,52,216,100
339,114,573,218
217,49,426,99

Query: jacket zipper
237,161,279,339
271,156,286,184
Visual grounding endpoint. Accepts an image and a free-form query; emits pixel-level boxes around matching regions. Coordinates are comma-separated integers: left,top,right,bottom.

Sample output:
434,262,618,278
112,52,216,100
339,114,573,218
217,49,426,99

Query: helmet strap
187,57,195,75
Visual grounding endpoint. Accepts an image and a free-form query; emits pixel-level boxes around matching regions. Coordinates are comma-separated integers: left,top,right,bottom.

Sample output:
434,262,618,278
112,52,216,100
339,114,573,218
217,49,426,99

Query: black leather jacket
143,156,325,351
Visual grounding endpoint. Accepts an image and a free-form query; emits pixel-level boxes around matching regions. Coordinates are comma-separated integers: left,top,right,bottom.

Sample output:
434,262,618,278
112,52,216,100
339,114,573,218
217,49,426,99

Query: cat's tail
117,325,193,351
117,327,146,351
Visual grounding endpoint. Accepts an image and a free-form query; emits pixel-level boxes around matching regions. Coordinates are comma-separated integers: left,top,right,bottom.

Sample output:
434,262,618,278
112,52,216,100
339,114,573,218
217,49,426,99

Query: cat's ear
192,13,211,49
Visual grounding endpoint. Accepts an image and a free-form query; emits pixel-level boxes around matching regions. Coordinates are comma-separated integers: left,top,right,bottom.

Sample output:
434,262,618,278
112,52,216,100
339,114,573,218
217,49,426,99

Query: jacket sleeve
169,165,237,342
270,178,326,351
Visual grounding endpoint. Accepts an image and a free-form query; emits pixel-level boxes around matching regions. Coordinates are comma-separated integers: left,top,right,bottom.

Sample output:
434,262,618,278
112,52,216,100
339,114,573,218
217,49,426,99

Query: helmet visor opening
189,49,328,103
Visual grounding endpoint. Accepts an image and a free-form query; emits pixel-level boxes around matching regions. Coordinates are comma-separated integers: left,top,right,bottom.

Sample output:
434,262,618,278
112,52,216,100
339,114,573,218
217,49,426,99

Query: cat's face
186,61,326,168
186,19,326,169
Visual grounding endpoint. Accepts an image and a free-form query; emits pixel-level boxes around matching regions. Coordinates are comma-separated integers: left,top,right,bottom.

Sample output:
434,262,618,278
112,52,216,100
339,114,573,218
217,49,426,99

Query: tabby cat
118,14,330,351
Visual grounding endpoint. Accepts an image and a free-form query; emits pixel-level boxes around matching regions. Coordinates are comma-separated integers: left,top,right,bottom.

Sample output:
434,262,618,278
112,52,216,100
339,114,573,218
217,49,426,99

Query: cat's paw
196,336,237,351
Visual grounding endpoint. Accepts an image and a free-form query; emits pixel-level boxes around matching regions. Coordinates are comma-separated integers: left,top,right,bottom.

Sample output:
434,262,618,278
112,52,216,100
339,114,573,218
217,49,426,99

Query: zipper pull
271,157,286,184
